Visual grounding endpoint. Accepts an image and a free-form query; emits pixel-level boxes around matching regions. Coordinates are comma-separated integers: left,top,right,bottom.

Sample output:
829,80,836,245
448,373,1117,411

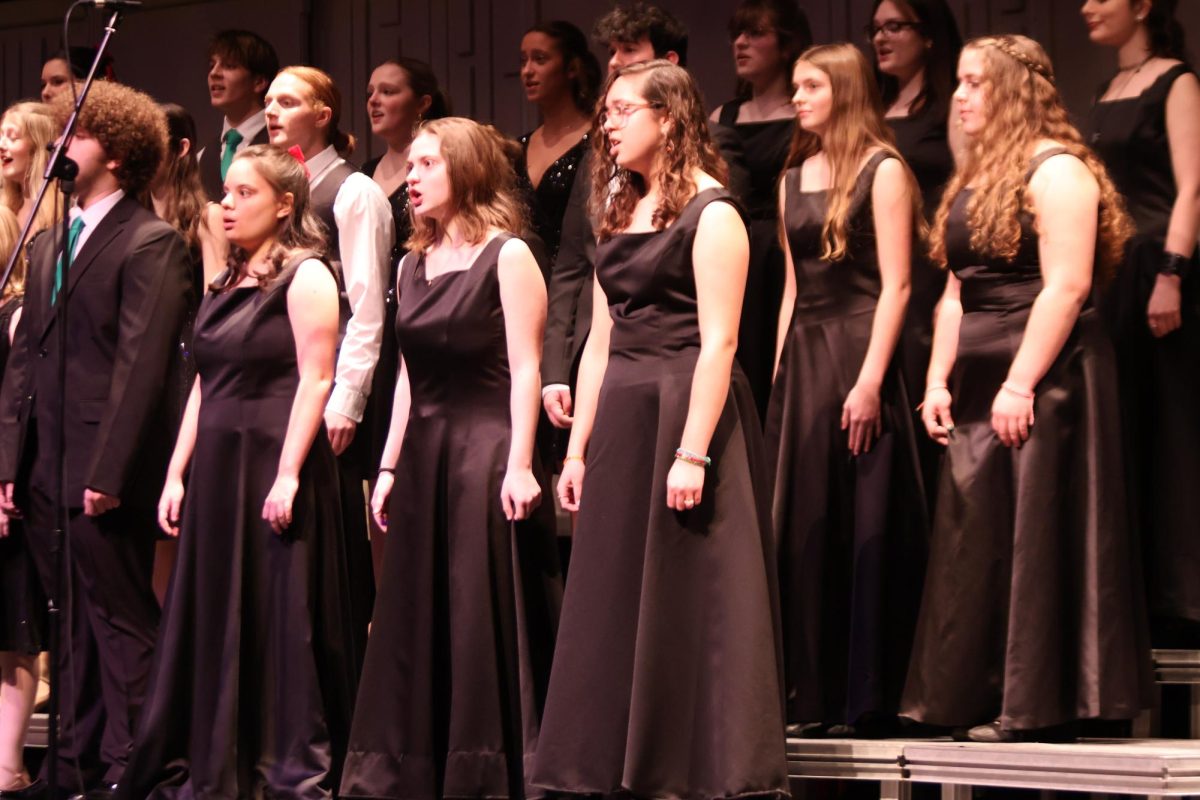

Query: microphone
87,0,143,9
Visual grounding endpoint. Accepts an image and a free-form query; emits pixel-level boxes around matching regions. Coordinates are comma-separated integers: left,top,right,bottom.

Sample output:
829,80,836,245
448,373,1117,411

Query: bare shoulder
696,197,746,245
497,235,541,283
288,257,338,297
1167,68,1200,101
498,234,537,267
693,169,724,192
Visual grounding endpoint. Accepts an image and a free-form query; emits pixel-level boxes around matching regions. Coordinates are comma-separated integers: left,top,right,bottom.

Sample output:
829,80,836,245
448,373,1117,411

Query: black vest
200,125,271,202
309,159,358,266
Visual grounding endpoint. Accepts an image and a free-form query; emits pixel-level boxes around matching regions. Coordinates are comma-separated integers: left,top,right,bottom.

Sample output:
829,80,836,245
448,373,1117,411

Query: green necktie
50,215,85,306
220,128,244,181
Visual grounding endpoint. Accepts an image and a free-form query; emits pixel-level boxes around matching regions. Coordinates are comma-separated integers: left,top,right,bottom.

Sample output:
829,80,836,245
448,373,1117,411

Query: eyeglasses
864,20,922,40
599,102,662,129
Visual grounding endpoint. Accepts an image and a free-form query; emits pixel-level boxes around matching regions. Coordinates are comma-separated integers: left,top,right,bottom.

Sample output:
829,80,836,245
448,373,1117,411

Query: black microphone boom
89,0,143,9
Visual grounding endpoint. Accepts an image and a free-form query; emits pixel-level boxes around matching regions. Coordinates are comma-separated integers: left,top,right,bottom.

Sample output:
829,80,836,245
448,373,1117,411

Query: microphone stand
0,8,130,799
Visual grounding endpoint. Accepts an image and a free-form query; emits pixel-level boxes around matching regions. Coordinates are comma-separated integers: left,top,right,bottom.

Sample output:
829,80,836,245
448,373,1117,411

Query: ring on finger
684,498,695,508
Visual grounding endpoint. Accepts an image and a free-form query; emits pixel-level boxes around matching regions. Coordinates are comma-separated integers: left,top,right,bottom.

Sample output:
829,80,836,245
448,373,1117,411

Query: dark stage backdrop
0,0,1197,166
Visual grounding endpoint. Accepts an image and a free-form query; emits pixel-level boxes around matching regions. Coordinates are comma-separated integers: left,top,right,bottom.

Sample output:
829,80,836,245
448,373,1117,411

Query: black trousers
24,487,160,787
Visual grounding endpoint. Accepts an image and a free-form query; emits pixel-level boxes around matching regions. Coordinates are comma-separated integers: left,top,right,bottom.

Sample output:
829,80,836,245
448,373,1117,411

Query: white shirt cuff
327,382,368,423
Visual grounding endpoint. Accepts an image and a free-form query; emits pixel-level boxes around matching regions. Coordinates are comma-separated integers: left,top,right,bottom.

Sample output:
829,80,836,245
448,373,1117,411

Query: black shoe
786,721,831,738
0,778,46,799
967,721,1019,743
966,720,1078,744
84,784,117,800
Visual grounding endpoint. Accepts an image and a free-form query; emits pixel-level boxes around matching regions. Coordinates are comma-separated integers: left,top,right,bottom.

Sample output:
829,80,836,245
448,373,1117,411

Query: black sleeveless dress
340,234,562,800
901,150,1152,731
887,104,954,515
765,152,928,729
117,255,358,800
531,189,788,800
713,101,794,420
360,156,411,471
0,296,44,655
1088,64,1200,632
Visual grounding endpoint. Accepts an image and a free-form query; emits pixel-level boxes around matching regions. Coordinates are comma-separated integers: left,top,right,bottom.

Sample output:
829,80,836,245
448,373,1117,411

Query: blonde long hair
0,206,20,302
784,43,924,261
590,60,728,241
928,35,1131,280
0,102,63,240
405,117,527,253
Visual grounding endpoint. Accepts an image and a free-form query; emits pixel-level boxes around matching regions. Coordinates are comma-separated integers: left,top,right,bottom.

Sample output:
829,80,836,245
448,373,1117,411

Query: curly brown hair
928,35,1132,282
49,81,167,196
405,117,528,253
591,60,728,240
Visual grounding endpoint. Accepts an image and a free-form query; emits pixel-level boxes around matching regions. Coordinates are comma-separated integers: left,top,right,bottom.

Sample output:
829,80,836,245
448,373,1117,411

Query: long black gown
765,152,928,729
713,101,793,420
340,234,562,800
531,189,789,800
360,157,411,470
1088,64,1200,634
887,103,954,515
117,254,359,799
901,149,1152,731
0,296,44,656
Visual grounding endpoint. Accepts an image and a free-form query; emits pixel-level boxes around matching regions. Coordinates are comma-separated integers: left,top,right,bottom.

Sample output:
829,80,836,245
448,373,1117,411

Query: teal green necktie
220,128,244,182
50,215,85,306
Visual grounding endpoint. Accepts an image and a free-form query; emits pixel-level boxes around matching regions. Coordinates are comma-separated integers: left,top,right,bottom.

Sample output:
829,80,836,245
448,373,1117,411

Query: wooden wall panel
0,0,1194,164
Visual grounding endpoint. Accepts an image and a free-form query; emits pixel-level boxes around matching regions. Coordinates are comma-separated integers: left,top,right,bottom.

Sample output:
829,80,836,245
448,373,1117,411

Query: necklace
1090,56,1155,144
740,93,792,123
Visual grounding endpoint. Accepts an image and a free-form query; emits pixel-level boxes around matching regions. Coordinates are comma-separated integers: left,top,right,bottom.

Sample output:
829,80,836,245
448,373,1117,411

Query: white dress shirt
307,145,394,422
197,109,268,166
70,188,126,255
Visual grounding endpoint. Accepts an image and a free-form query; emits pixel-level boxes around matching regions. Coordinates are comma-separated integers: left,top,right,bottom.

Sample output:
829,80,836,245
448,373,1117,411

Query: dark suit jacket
542,152,596,388
0,194,191,509
200,125,271,202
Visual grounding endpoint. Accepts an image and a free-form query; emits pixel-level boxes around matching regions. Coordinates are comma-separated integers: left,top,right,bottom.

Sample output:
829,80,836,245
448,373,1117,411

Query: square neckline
414,233,508,285
607,186,731,238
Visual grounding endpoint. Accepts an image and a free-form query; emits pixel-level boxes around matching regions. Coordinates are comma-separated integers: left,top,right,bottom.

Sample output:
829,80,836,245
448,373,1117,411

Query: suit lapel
39,195,135,341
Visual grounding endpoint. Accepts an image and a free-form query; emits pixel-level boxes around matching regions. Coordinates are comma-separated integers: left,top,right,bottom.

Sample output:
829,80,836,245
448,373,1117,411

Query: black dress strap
1024,147,1073,182
718,100,742,127
1146,63,1196,103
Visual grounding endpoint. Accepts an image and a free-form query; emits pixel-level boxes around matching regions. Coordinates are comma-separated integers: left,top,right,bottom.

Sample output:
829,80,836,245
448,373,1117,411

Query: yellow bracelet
564,454,585,463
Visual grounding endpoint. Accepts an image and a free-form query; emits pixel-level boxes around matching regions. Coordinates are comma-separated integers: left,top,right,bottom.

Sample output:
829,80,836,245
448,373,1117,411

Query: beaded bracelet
1000,381,1034,400
675,447,711,468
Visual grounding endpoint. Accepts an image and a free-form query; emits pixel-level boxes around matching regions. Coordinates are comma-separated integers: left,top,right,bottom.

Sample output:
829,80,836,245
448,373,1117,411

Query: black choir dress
901,149,1152,731
531,189,789,800
713,101,794,419
0,297,44,657
887,104,954,513
340,234,563,800
765,152,928,730
360,156,411,469
517,132,589,268
1088,64,1200,633
117,255,359,800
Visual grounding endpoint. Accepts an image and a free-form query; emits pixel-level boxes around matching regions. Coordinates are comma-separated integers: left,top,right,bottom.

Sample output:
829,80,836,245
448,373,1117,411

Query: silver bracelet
1000,381,1034,400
